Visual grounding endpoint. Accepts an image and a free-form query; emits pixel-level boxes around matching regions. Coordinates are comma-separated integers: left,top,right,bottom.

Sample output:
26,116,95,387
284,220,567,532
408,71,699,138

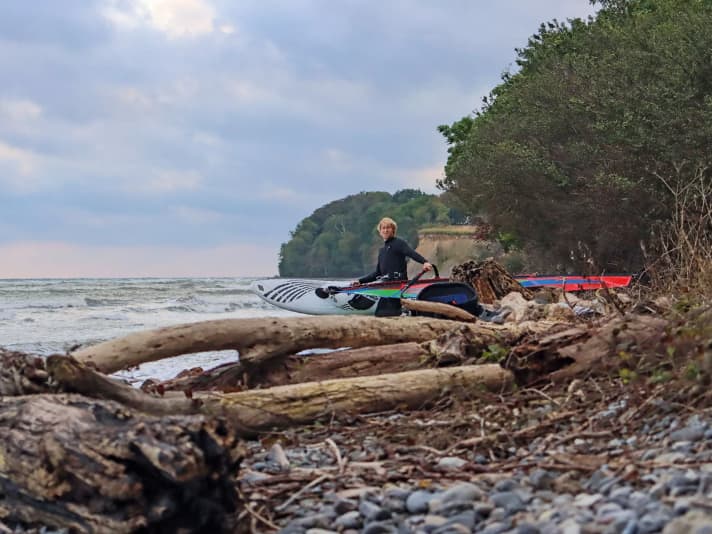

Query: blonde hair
378,217,397,234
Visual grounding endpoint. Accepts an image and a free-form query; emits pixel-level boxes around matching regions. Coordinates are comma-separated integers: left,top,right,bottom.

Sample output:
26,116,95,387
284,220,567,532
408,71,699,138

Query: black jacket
359,237,428,283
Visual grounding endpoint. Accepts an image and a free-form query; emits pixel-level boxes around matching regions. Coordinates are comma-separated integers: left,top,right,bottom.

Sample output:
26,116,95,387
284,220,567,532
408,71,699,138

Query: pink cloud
0,241,278,278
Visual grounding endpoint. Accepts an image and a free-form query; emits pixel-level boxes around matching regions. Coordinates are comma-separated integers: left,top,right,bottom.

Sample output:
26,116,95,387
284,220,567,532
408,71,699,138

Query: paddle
399,265,440,297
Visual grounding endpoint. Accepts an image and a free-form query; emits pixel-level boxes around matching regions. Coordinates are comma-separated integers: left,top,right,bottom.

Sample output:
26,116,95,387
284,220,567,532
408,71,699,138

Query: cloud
103,0,218,38
0,99,42,121
0,141,46,192
135,169,204,193
0,0,599,276
172,205,224,223
0,241,278,278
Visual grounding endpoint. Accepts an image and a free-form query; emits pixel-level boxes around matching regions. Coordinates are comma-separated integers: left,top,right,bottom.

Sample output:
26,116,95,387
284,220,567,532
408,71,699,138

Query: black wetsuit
359,237,428,283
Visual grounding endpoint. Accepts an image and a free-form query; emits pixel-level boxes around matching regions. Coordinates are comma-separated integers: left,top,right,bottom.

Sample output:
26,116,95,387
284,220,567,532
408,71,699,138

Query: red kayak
514,274,633,291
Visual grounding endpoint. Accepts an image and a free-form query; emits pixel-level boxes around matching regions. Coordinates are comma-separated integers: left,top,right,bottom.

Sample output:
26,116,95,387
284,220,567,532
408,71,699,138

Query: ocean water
0,277,297,384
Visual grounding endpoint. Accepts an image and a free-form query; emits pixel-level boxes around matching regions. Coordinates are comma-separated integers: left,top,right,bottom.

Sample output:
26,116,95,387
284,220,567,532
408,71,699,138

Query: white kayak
250,278,378,315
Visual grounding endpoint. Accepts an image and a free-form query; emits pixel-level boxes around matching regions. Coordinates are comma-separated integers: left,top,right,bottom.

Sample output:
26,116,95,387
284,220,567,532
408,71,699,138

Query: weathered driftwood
0,394,243,533
0,349,55,396
46,355,204,416
245,342,430,388
451,258,534,304
143,321,558,392
204,364,514,430
44,353,511,434
505,314,669,384
71,316,507,374
550,314,669,381
400,298,477,321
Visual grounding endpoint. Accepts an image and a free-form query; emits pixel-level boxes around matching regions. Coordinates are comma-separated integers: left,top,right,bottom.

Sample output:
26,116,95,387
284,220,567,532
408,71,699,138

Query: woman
354,217,432,285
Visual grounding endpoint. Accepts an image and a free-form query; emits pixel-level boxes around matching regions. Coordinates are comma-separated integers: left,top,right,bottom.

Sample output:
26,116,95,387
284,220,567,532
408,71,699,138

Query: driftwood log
141,321,562,393
400,299,477,321
71,316,509,374
0,350,56,396
451,258,534,303
203,364,514,430
43,353,512,432
0,394,243,533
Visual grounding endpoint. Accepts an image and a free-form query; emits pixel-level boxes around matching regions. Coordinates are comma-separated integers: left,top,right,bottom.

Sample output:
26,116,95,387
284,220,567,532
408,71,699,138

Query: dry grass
645,163,712,301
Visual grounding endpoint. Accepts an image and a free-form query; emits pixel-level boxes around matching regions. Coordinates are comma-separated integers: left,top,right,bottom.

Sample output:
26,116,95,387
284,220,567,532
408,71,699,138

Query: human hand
351,280,361,286
423,262,433,272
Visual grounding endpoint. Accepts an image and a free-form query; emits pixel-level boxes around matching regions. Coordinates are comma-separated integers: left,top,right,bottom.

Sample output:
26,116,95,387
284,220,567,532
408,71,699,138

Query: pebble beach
238,377,712,534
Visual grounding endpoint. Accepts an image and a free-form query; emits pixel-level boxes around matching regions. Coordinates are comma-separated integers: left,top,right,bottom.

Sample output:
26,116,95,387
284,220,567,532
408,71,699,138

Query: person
353,217,432,285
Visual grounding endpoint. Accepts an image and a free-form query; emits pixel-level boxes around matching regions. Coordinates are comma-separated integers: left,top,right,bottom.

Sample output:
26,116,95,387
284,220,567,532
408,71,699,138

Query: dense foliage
279,190,452,277
438,0,712,273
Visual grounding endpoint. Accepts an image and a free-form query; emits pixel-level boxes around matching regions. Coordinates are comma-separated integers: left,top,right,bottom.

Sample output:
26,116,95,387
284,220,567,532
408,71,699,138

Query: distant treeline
281,0,712,281
278,190,459,278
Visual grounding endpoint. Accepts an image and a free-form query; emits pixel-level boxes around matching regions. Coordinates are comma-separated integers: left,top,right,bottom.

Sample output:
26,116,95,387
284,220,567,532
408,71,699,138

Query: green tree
278,190,454,277
438,0,712,273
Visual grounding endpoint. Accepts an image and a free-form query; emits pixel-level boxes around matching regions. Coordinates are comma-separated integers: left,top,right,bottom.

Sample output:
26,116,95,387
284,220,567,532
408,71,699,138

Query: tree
278,191,455,277
438,0,712,273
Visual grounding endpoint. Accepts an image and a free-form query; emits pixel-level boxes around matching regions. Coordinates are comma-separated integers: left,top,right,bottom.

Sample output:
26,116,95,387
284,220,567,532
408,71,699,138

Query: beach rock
662,510,712,534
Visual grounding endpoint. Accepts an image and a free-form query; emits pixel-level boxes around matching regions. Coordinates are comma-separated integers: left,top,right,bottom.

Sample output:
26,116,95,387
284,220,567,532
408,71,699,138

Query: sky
0,0,597,278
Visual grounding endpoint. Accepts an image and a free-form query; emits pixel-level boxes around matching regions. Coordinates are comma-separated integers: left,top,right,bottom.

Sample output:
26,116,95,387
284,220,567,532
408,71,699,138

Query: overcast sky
0,0,597,278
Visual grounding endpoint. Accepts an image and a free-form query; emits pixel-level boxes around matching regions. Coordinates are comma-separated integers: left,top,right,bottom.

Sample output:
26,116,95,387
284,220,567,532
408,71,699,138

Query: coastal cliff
408,225,503,278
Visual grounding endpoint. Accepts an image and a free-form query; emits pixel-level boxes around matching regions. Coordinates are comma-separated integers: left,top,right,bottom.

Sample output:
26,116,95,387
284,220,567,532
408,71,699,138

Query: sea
0,277,298,385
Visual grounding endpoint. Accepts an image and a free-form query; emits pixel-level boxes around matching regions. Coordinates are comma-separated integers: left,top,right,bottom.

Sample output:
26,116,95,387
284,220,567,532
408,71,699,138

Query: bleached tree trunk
204,364,513,431
71,316,506,374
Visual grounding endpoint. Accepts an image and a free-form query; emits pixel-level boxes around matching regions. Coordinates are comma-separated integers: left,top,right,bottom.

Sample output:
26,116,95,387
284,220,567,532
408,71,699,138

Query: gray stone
673,499,691,515
639,510,673,533
620,520,639,534
529,469,555,490
437,456,468,470
515,524,541,534
479,522,509,534
442,510,476,529
672,441,694,453
406,490,435,514
670,425,706,442
596,502,624,522
642,449,661,461
422,514,448,528
609,485,633,505
650,482,668,499
553,494,574,506
559,518,582,534
574,492,603,508
334,498,358,515
600,509,637,529
385,487,411,500
599,476,623,495
361,522,398,534
334,511,361,529
382,497,406,513
489,507,507,521
241,470,271,483
494,478,519,492
292,514,332,528
474,501,494,519
439,482,485,505
490,490,525,515
360,500,391,522
662,510,712,534
305,529,337,534
629,491,652,513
